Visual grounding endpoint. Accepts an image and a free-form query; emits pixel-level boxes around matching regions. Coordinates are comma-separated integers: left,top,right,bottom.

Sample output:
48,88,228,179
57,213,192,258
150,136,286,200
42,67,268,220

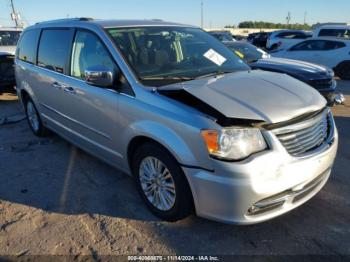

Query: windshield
226,43,263,63
211,33,235,42
107,27,249,87
0,31,21,46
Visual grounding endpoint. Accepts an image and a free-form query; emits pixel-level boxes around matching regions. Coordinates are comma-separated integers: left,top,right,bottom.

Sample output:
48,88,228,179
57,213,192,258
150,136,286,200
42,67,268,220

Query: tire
131,143,194,222
25,98,49,137
335,61,350,80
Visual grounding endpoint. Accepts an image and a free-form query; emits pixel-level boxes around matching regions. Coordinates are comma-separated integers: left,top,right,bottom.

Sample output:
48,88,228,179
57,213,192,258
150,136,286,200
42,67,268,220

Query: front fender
121,120,212,172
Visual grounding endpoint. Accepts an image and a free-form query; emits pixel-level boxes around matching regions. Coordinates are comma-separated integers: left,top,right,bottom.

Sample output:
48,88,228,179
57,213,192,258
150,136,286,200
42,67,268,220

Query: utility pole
304,11,307,25
286,11,291,25
201,0,204,29
9,0,20,27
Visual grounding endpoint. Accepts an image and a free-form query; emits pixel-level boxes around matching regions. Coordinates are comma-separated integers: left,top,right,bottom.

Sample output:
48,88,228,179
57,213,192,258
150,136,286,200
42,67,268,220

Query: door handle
64,86,76,95
51,82,64,90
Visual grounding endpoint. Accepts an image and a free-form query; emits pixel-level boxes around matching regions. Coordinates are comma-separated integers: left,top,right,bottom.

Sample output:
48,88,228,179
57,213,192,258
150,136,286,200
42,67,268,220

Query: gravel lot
0,81,350,258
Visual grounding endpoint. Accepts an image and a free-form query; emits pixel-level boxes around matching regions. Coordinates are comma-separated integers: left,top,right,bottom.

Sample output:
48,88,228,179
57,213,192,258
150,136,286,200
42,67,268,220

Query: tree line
225,21,313,30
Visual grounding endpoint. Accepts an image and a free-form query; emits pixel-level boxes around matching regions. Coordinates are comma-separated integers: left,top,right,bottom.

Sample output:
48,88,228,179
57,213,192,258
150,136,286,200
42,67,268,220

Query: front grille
273,109,331,157
308,78,333,90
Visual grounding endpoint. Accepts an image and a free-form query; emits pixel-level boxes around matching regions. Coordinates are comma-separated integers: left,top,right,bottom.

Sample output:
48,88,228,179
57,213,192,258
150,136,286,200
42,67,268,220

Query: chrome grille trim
272,109,332,157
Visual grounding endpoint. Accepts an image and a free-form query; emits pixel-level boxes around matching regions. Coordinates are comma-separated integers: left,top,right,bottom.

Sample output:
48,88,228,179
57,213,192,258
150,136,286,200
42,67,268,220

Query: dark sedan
225,41,339,104
247,32,270,48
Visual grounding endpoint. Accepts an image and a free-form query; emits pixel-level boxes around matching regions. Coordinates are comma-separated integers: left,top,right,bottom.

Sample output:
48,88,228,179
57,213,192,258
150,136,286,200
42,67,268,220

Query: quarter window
37,29,73,74
16,29,39,64
70,30,116,79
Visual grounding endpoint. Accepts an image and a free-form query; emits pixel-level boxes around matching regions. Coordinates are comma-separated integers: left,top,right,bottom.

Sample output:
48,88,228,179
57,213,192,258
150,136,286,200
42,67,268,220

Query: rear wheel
131,143,194,222
25,98,48,137
335,61,350,80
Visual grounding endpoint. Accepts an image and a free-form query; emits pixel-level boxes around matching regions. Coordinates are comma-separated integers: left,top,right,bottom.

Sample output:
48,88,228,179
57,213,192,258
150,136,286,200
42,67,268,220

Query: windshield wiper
195,70,235,79
139,76,196,81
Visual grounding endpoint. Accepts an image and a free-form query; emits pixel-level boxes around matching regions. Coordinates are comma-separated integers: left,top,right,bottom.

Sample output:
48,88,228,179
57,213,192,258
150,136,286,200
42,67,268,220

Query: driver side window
71,30,116,79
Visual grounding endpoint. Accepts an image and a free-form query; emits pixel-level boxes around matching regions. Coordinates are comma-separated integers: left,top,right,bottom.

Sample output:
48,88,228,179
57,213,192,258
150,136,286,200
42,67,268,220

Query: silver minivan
15,18,338,224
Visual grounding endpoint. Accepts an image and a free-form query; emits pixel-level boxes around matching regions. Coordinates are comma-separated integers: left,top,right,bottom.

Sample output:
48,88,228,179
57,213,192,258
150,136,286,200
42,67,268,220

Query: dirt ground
0,81,350,258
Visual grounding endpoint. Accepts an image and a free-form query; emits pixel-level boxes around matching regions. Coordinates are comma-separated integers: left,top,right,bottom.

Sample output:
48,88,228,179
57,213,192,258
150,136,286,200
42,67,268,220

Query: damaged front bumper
183,116,338,225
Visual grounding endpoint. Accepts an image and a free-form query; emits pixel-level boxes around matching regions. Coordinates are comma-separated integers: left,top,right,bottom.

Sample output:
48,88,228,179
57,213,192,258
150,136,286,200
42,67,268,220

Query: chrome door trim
41,113,123,159
35,65,135,97
40,102,111,140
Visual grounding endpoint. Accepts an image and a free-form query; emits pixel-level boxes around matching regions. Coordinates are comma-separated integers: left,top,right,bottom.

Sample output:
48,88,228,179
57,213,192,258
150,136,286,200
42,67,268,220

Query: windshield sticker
203,49,227,66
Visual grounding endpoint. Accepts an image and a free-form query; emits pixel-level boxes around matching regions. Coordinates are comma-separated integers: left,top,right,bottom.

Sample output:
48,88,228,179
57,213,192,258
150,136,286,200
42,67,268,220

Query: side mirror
85,65,116,87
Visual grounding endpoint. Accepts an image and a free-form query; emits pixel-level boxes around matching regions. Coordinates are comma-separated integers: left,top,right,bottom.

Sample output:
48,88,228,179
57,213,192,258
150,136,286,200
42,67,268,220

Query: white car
266,30,312,51
271,38,350,80
313,25,350,38
0,27,22,55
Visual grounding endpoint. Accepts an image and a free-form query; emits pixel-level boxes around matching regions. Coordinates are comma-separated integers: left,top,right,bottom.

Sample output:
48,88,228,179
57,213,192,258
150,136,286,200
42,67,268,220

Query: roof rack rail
35,17,94,25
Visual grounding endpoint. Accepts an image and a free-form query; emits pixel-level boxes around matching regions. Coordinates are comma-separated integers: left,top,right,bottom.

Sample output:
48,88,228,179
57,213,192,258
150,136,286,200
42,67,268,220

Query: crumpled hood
251,57,332,79
162,70,326,124
0,46,16,55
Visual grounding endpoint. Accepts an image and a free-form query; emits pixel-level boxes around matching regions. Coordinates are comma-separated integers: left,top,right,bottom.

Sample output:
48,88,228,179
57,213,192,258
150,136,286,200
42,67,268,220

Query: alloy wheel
139,156,176,211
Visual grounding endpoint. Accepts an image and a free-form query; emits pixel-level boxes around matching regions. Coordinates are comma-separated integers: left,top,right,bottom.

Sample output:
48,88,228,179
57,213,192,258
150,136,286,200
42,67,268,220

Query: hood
251,57,332,80
160,70,326,124
0,46,16,55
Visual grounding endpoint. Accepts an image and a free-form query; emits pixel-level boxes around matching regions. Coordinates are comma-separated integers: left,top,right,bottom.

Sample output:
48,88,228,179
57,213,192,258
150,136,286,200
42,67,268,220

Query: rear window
37,29,74,74
0,30,21,46
16,29,40,64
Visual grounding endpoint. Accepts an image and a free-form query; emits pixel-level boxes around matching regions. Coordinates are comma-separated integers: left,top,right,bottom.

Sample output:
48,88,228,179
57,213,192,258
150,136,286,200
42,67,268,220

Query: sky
0,0,350,28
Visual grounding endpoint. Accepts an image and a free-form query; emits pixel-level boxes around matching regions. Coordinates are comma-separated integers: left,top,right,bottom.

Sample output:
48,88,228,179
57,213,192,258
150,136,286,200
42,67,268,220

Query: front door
55,29,124,166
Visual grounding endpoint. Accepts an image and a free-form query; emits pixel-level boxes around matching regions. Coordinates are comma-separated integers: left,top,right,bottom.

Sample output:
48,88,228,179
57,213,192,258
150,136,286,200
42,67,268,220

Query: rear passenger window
37,29,73,74
324,40,346,50
16,29,40,64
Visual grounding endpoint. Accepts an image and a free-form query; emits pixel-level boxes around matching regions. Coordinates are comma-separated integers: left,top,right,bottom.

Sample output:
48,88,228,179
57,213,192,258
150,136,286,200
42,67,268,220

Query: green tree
236,21,312,30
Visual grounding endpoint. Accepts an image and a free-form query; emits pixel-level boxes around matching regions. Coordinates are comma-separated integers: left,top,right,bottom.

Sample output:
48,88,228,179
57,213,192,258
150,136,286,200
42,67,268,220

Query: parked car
225,41,270,63
0,27,22,88
15,18,338,224
247,32,258,43
225,41,340,104
232,34,246,41
208,30,236,43
266,30,312,51
313,25,350,38
248,32,270,48
271,38,350,80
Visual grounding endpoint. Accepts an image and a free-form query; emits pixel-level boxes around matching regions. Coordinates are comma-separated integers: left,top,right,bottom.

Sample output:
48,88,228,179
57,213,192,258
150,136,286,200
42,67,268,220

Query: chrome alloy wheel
26,101,40,132
139,157,176,211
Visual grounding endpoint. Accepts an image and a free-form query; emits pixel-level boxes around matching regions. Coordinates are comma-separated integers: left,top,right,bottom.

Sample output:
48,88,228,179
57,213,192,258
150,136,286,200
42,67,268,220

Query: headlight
201,128,267,161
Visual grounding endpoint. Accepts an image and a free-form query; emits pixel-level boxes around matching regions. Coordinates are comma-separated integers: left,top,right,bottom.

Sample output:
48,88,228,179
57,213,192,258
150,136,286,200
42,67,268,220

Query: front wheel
132,143,194,222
